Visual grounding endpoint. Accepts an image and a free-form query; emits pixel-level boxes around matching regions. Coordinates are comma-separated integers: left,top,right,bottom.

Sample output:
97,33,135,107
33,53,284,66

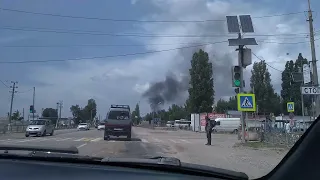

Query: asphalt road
0,128,163,158
0,127,288,179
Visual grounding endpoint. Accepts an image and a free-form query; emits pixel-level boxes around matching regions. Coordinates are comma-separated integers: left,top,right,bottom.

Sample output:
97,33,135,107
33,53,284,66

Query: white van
214,118,240,133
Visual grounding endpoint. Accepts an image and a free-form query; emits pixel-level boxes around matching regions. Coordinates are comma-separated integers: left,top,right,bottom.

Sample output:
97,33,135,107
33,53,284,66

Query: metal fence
261,130,303,148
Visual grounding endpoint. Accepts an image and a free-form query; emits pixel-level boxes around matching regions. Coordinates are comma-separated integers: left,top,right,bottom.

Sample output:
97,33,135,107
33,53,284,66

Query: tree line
144,49,214,121
215,53,312,116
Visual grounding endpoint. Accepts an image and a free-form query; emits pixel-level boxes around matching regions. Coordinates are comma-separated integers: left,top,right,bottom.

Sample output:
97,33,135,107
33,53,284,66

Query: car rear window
108,111,129,120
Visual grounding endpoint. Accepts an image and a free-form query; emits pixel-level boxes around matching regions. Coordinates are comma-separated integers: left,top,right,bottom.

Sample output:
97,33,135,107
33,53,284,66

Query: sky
0,0,319,119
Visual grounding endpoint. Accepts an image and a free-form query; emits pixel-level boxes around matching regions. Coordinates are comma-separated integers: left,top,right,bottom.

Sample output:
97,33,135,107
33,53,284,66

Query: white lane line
74,138,86,141
56,138,72,141
77,143,87,148
16,138,43,143
91,138,102,142
169,139,177,143
180,139,191,143
152,138,162,143
141,139,148,143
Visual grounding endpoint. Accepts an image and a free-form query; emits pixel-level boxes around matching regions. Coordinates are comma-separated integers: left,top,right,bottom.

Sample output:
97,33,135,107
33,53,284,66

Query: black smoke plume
142,74,188,111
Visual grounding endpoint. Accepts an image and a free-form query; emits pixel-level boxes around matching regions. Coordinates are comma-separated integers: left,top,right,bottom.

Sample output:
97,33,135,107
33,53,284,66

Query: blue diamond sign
287,102,294,112
237,93,256,112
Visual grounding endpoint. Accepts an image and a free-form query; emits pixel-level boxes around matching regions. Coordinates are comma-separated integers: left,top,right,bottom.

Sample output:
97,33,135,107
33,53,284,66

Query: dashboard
0,159,234,180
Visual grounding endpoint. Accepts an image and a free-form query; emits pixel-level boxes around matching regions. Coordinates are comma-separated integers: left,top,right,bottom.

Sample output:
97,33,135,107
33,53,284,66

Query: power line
17,88,33,93
1,37,315,48
0,25,314,38
0,7,306,23
0,37,317,64
251,50,283,73
0,41,228,64
0,36,313,48
0,80,9,88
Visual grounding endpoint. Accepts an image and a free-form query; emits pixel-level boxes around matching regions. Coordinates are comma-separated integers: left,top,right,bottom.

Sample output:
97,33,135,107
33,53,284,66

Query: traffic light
29,105,34,113
232,66,241,87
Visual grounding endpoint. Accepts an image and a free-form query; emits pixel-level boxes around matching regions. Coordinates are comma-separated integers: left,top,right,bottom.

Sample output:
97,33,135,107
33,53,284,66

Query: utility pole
307,0,319,117
59,101,63,120
32,87,35,120
55,102,59,128
8,81,18,130
22,108,25,120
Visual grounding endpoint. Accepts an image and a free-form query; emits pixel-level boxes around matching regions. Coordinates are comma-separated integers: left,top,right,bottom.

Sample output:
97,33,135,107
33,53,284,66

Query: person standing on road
205,116,216,145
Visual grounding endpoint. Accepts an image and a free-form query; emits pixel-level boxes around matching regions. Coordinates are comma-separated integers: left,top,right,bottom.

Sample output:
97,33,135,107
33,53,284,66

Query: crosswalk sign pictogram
287,102,294,112
237,93,256,112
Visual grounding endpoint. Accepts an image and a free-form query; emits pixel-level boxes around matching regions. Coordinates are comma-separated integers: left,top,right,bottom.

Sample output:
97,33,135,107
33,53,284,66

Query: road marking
91,138,102,142
77,143,87,148
169,139,177,143
152,138,162,143
81,138,93,142
180,139,191,143
17,138,43,143
141,139,148,143
56,138,72,141
74,138,86,141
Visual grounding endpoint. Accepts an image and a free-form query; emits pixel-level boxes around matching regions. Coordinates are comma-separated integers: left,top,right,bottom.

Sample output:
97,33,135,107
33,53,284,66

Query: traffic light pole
237,36,246,143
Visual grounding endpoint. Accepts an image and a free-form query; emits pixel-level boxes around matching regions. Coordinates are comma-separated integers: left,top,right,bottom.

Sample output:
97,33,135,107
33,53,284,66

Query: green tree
70,99,97,124
250,60,279,115
131,103,141,124
70,105,81,124
11,110,21,121
42,108,58,118
187,49,214,113
215,96,237,113
281,53,311,115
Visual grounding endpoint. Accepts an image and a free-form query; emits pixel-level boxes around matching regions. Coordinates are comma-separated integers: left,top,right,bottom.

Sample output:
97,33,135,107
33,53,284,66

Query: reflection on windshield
108,111,129,120
29,120,45,125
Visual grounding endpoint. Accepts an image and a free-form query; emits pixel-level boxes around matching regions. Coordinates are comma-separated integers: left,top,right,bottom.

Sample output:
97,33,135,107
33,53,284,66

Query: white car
77,123,90,130
97,123,105,130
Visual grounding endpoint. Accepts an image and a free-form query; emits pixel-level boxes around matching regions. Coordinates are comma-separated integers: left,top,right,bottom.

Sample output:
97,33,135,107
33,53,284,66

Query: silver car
25,119,54,137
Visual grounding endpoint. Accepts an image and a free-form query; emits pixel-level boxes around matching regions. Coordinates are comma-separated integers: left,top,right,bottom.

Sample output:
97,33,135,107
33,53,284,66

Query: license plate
114,128,123,131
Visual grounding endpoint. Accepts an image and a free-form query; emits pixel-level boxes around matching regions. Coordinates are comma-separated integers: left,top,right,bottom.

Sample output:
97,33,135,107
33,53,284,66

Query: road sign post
287,102,295,113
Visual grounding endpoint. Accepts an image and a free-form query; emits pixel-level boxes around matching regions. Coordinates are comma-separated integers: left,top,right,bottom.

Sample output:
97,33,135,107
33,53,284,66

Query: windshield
29,120,46,125
108,111,130,120
1,1,316,179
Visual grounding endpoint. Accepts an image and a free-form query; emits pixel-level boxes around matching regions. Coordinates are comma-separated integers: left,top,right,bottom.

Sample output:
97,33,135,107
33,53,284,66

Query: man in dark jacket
205,116,216,145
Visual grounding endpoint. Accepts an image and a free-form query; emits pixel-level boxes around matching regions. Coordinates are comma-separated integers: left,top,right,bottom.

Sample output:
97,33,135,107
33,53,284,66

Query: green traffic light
234,80,241,87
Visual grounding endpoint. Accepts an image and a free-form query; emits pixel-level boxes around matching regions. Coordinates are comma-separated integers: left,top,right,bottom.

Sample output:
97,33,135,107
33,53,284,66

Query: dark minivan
104,104,132,140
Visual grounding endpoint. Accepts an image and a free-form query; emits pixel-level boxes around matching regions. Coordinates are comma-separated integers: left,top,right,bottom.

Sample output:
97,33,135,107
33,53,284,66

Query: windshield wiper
0,144,78,154
101,156,181,166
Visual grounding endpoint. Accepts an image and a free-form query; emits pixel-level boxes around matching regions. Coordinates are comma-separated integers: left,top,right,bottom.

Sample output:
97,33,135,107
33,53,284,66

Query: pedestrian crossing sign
237,93,256,112
287,102,294,112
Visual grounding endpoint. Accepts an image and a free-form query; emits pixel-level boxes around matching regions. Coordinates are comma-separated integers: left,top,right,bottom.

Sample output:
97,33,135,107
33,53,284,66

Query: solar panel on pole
239,15,254,33
226,16,240,33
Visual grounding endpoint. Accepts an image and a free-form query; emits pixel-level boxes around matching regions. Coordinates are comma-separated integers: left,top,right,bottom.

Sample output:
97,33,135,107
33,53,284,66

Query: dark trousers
206,131,212,145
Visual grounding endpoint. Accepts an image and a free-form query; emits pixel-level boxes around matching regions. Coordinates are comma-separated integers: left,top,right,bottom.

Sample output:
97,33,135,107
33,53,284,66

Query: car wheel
104,136,110,141
25,134,29,137
127,133,131,140
42,130,46,136
50,130,54,136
